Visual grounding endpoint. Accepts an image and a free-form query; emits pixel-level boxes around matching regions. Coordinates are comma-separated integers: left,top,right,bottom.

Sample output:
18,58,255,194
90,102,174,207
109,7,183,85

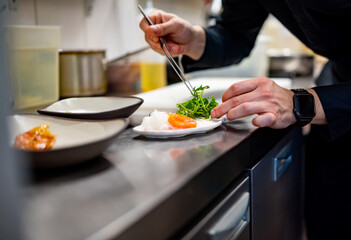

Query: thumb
151,20,179,37
252,113,277,128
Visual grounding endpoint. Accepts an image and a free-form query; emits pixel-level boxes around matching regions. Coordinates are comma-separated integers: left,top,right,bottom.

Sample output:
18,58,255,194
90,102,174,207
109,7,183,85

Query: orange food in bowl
167,113,197,129
14,123,57,151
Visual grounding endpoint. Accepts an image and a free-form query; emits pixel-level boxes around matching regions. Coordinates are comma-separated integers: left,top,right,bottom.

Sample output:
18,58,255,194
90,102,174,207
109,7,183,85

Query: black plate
37,96,143,120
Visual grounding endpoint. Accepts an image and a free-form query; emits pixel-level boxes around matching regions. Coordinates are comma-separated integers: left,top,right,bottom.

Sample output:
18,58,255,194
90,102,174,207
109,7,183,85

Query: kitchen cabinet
178,128,303,240
249,128,303,240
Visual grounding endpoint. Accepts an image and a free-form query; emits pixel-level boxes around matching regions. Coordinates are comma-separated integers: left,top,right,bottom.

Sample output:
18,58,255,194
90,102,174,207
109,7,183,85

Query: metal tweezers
138,5,195,96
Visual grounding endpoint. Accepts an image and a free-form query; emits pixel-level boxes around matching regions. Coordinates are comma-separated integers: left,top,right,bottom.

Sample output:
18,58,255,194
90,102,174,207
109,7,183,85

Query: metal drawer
182,176,250,240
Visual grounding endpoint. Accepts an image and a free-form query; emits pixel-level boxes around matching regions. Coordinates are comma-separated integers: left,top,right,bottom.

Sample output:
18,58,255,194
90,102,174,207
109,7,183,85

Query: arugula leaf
176,85,218,119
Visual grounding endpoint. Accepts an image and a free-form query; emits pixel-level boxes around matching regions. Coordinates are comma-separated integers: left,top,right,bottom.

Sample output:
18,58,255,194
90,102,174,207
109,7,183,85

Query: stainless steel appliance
181,176,251,240
249,129,303,240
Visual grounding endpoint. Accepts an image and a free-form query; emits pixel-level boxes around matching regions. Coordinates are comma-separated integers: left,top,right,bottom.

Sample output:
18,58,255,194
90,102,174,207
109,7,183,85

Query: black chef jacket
181,0,351,239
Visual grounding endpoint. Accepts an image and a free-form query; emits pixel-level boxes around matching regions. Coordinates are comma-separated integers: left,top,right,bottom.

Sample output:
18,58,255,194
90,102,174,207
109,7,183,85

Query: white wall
3,0,205,60
2,0,36,25
149,0,205,26
36,0,88,51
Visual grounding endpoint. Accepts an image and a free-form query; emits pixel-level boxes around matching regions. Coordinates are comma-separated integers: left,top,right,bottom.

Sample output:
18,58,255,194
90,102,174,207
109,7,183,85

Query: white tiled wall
3,0,205,60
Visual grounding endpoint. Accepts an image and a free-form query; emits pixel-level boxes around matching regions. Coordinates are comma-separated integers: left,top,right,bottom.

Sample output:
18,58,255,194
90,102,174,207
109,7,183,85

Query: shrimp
14,123,57,151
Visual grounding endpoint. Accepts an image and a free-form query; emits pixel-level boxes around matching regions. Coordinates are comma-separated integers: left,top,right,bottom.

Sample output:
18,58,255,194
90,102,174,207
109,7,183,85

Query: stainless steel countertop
22,119,260,240
21,77,311,240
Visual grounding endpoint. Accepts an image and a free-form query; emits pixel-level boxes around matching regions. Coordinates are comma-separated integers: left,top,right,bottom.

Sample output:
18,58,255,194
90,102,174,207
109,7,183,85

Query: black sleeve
182,0,269,72
313,83,351,140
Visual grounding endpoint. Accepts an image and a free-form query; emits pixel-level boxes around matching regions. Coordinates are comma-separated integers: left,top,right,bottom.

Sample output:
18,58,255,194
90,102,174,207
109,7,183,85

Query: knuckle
260,77,270,84
151,10,162,18
219,106,227,115
258,77,274,88
230,97,240,107
154,9,163,14
260,88,274,99
229,83,239,93
156,25,164,34
241,102,251,112
227,110,236,120
223,85,238,101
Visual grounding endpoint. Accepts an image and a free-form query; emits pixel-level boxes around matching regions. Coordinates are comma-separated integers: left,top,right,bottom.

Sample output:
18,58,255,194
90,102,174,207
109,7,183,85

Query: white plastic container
5,26,60,110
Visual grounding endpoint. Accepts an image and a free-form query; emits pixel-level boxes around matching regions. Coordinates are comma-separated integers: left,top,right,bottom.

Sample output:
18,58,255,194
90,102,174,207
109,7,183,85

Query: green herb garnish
176,85,218,119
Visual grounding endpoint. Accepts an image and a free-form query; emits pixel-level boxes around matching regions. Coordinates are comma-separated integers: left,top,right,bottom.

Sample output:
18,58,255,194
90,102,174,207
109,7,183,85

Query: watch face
294,94,315,118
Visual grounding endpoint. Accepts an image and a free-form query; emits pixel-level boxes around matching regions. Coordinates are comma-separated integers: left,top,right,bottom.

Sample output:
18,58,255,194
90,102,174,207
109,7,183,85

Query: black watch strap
291,89,315,127
291,89,308,94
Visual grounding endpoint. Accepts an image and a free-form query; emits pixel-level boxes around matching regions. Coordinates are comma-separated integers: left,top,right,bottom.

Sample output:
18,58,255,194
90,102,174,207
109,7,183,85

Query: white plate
133,119,222,138
38,96,143,120
8,114,128,168
130,77,292,126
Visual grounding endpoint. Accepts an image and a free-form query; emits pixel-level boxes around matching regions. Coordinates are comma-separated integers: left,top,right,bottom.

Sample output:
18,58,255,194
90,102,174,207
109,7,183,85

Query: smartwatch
291,89,316,127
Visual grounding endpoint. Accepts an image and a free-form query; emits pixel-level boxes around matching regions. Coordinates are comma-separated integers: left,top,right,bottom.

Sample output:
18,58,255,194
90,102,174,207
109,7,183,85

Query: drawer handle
207,192,250,240
274,141,293,182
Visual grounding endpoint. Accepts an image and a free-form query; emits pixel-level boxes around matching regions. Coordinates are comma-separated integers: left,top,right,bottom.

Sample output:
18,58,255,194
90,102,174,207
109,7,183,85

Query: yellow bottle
140,48,167,92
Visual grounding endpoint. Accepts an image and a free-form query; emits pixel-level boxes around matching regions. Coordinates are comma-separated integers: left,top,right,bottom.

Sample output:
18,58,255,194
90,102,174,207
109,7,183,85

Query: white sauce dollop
141,110,172,130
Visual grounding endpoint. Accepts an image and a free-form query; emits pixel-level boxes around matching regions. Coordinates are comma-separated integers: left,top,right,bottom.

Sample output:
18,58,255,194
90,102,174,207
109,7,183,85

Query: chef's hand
211,78,296,129
211,77,327,128
139,10,206,60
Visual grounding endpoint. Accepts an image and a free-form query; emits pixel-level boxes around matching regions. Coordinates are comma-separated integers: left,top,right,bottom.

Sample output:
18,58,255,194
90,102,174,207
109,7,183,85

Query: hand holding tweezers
138,5,195,96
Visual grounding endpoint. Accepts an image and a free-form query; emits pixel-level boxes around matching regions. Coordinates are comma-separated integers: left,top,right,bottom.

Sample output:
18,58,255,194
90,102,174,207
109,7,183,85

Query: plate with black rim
37,96,143,120
8,114,128,168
